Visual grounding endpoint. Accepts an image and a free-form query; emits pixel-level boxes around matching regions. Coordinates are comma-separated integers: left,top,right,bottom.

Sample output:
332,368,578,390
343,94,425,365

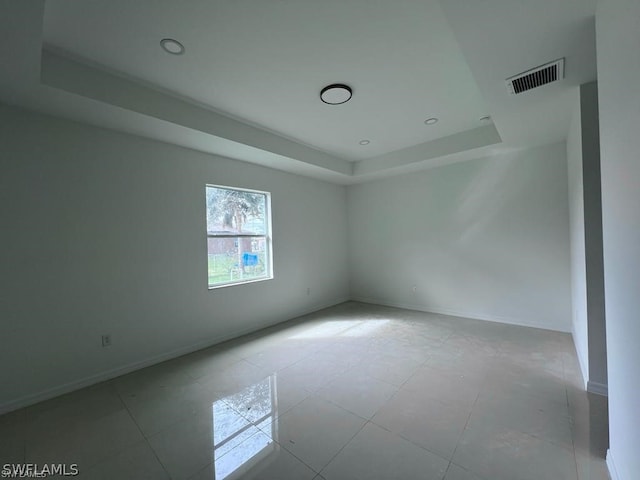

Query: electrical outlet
306,287,311,296
412,285,417,293
101,334,112,347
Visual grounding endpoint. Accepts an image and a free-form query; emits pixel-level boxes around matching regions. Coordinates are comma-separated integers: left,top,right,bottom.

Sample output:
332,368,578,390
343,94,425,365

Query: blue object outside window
242,253,259,267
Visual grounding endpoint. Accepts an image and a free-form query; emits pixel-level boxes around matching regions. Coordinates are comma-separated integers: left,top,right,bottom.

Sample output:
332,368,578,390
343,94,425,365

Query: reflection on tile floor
0,302,609,479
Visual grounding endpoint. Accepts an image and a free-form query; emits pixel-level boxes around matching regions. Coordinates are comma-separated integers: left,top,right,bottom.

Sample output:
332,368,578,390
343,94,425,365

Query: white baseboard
0,297,349,415
350,296,572,333
606,449,621,480
587,380,608,397
574,338,590,390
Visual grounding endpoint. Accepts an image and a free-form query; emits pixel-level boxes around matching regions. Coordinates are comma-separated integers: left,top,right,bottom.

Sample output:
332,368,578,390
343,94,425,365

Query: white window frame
206,184,273,289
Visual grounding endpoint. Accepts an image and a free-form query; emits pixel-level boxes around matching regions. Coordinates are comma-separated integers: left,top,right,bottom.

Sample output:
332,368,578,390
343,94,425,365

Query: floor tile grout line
446,460,493,480
270,403,367,476
2,304,606,480
268,439,323,477
564,369,582,480
447,388,481,468
113,382,174,480
219,391,354,477
185,461,213,480
315,418,372,477
25,379,171,477
241,346,319,372
368,416,458,468
316,328,485,467
442,461,454,479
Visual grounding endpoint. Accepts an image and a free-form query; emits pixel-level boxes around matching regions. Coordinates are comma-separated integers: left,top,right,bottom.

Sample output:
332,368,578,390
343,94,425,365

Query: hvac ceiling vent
506,58,565,95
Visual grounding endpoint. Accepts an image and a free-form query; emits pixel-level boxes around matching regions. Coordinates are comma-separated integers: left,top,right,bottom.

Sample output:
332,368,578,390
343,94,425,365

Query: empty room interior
1,1,639,479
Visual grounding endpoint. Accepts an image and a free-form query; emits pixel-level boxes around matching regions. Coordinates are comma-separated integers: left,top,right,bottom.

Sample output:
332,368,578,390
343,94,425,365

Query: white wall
0,104,349,412
348,143,572,332
580,82,607,393
596,1,640,479
567,82,608,394
567,89,589,381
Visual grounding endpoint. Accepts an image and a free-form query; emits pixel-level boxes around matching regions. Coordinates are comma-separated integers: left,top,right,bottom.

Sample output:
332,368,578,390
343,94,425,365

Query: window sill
208,275,273,290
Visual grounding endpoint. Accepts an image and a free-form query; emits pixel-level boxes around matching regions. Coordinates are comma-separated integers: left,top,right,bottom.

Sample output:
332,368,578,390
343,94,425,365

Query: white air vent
506,58,564,95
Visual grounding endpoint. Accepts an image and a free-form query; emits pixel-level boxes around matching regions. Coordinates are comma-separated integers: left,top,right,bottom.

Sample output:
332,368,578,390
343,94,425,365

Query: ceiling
0,0,597,184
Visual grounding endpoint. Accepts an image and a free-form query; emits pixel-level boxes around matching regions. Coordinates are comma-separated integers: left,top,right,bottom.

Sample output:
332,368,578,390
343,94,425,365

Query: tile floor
0,302,610,479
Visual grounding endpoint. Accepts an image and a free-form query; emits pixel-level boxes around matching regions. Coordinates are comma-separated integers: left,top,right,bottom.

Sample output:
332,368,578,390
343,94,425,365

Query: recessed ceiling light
424,117,438,125
359,140,370,145
160,38,185,55
480,115,492,123
320,84,353,105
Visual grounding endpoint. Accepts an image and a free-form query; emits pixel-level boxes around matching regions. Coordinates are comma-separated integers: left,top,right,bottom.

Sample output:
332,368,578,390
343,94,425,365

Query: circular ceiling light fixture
424,117,439,125
320,84,353,105
160,38,185,55
359,140,371,145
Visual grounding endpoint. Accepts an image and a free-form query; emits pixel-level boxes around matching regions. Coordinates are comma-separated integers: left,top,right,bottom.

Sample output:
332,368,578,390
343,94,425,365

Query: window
206,184,272,288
